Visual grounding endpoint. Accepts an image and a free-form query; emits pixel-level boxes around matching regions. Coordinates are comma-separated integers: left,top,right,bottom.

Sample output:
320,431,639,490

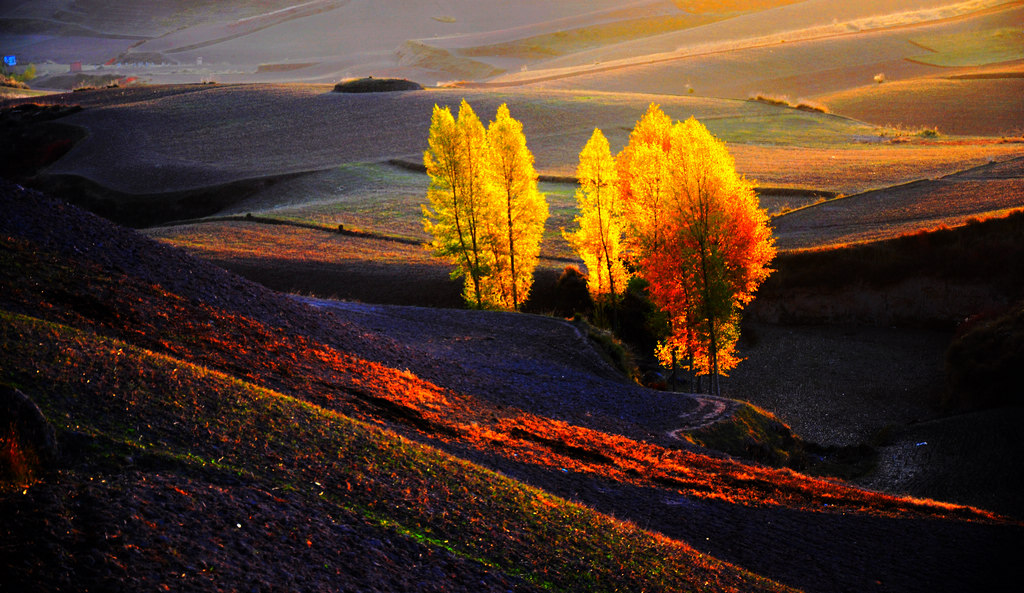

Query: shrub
0,386,58,487
0,73,28,89
749,93,829,113
749,93,790,108
554,265,593,318
944,299,1024,411
333,77,423,93
874,72,886,84
794,99,829,114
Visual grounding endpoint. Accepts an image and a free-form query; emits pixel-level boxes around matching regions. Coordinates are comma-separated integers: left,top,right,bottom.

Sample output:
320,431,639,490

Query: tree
618,104,673,255
422,101,494,308
484,104,548,310
564,128,628,305
621,109,775,395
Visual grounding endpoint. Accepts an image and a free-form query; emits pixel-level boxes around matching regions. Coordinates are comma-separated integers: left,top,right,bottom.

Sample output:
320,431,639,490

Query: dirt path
666,394,733,436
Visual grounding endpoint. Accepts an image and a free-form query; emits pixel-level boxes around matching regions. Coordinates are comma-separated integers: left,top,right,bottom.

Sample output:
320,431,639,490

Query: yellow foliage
423,101,547,310
423,101,494,308
484,104,548,310
564,129,629,300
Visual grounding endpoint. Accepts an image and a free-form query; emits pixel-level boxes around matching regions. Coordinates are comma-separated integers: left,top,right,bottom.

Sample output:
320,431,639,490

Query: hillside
6,155,1024,589
4,84,1022,231
3,175,1024,590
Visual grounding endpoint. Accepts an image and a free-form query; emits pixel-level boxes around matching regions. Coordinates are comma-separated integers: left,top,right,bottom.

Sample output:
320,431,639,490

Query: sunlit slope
501,1,1022,125
503,0,1012,73
4,0,670,85
817,64,1024,136
8,300,830,593
0,0,321,37
2,311,803,593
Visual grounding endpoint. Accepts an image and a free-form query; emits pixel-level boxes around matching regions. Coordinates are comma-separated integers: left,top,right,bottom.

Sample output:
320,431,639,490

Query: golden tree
484,104,548,311
564,128,629,303
423,100,494,308
618,104,673,254
621,108,775,395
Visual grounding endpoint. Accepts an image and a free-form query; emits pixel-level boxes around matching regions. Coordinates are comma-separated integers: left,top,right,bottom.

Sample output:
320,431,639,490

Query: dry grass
770,156,1024,250
819,73,1024,136
732,142,1024,194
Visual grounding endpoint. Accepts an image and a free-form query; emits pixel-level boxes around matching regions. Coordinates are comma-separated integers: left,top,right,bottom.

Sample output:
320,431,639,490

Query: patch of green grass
910,28,1024,68
679,402,799,466
703,111,879,147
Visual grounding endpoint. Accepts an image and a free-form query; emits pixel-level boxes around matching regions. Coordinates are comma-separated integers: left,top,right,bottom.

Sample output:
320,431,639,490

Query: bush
0,386,58,487
333,77,423,93
0,73,28,89
616,276,670,357
553,265,593,318
944,300,1024,411
749,93,829,113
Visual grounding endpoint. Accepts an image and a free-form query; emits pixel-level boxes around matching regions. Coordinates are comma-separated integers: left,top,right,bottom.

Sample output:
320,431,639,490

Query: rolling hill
4,170,1023,592
3,2,1024,590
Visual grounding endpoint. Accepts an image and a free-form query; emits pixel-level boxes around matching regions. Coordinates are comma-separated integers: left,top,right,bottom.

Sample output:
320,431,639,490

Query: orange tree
620,106,775,395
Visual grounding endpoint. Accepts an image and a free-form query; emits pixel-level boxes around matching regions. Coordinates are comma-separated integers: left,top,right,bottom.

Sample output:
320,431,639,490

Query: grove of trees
423,101,775,393
615,105,776,395
422,100,548,310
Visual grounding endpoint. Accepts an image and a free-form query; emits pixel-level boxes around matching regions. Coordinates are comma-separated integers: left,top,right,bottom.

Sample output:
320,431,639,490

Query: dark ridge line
160,213,423,246
772,154,1024,223
387,158,576,184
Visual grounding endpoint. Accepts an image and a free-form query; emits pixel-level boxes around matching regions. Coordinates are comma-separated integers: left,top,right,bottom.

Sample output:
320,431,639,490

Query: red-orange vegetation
0,235,1003,524
619,106,776,393
0,425,38,487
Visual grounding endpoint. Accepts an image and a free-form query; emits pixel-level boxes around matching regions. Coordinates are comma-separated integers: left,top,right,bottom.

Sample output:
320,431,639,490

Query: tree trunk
507,190,518,310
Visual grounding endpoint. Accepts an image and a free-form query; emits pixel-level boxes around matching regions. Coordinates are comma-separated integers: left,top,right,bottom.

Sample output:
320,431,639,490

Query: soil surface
772,155,1024,249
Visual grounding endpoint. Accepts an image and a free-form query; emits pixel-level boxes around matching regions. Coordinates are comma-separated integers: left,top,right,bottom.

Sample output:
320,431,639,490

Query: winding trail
667,394,735,436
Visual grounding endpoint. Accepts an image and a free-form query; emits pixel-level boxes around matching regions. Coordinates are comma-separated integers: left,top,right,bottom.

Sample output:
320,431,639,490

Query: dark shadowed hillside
2,179,1023,593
